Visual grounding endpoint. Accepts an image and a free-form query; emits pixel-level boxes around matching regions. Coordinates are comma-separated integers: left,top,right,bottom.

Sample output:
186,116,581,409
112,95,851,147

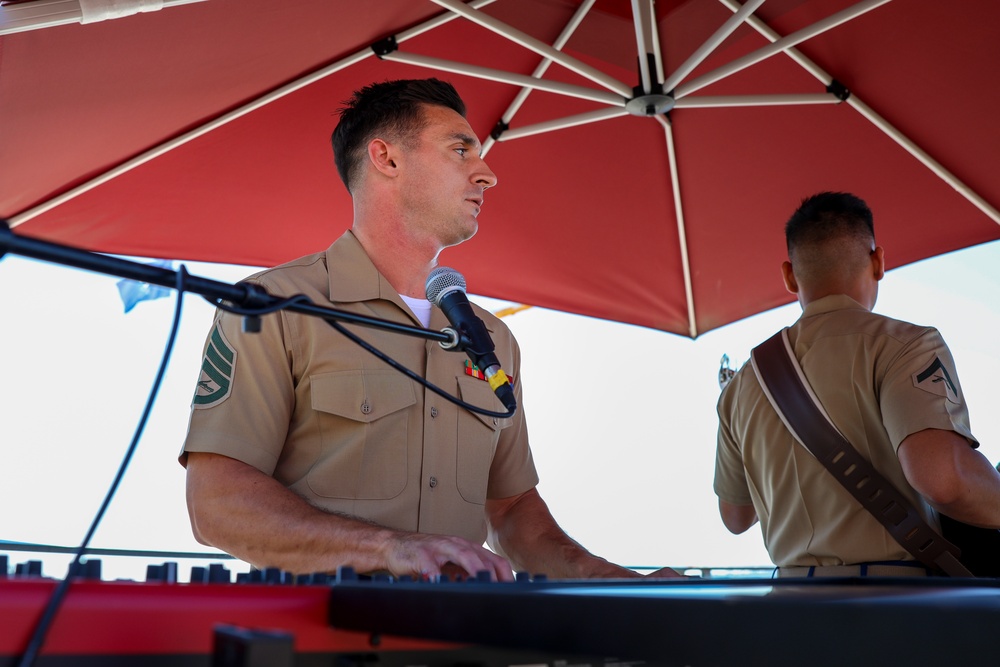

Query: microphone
425,267,516,413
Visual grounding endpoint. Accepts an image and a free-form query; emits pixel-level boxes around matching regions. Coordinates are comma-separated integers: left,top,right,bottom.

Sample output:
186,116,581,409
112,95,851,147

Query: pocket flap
456,375,511,430
311,370,416,424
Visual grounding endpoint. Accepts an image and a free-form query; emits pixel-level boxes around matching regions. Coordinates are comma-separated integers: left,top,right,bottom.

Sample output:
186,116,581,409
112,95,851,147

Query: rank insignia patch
193,324,237,407
912,356,959,403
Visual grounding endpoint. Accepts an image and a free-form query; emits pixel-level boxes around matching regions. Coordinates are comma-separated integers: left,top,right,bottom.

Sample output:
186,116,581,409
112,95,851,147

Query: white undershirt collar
399,293,432,328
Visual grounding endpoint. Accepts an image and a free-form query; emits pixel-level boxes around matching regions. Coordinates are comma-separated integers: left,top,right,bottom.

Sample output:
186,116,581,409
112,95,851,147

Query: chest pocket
455,376,510,504
306,370,416,499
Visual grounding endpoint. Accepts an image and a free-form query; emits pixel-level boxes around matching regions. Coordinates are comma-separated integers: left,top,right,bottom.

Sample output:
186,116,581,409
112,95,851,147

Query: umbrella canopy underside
2,0,997,337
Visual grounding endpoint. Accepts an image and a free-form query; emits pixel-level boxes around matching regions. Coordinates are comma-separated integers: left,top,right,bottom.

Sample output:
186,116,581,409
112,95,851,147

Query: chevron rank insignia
193,323,237,407
912,356,959,403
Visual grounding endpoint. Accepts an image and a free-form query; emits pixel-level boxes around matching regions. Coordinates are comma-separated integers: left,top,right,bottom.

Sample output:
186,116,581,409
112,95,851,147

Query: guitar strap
750,328,971,577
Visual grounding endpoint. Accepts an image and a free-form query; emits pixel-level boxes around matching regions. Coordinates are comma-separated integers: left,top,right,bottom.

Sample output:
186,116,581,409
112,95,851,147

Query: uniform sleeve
714,373,754,505
880,327,978,450
179,294,295,474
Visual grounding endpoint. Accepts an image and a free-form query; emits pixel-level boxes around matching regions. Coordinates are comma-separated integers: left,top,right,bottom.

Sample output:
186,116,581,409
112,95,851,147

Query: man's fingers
391,533,513,582
437,540,514,582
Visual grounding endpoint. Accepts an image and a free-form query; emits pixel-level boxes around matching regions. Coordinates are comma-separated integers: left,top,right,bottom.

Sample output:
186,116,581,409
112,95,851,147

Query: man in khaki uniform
182,78,680,581
714,191,1000,576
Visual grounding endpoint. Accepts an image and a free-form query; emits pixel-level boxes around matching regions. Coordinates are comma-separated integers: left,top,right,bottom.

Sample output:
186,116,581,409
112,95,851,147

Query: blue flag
116,259,175,313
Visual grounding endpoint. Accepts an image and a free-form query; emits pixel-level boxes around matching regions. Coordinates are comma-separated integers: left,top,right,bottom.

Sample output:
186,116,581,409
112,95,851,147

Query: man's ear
367,138,398,176
781,260,798,294
872,246,885,281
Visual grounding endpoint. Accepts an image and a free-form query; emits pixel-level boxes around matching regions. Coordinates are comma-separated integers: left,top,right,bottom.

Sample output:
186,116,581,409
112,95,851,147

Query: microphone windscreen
425,266,467,305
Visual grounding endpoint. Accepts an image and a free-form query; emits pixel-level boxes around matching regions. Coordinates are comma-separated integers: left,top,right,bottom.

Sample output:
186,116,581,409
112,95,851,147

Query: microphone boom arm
0,220,453,345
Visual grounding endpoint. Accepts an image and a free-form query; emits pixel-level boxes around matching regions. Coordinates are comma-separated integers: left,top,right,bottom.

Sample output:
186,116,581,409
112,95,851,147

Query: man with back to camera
180,78,681,581
714,191,1000,576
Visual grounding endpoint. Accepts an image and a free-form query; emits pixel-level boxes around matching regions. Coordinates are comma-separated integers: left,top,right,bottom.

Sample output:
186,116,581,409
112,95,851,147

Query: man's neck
798,285,875,312
351,223,440,298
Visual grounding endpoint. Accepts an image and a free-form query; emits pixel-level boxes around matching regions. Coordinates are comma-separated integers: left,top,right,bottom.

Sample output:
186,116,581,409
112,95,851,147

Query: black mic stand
0,219,453,346
1,219,515,667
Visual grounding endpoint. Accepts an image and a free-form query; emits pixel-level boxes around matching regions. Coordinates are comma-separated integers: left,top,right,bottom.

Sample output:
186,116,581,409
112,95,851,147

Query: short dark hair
785,191,875,254
784,192,876,287
331,78,467,193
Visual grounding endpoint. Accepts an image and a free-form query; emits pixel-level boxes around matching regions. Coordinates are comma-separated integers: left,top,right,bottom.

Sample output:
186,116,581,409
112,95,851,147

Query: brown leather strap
751,329,971,577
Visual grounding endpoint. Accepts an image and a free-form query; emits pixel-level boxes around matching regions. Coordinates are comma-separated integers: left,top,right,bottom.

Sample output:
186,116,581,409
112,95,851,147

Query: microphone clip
439,327,461,351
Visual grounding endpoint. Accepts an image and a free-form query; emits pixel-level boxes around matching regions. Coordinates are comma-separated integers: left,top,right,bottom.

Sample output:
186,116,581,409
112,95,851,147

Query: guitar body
940,515,1000,577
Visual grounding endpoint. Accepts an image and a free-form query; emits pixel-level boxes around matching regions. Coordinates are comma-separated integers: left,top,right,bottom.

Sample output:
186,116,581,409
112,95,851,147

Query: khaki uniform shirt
715,295,977,567
181,231,539,545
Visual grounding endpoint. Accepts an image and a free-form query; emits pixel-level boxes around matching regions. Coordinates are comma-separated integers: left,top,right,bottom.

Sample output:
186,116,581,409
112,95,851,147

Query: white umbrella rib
8,0,498,228
656,115,697,338
382,51,624,107
678,0,891,99
718,0,1000,226
662,0,766,96
430,0,633,98
482,0,596,155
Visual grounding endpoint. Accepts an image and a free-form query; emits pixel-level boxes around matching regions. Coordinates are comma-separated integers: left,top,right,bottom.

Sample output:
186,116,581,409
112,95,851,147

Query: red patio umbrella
1,0,997,337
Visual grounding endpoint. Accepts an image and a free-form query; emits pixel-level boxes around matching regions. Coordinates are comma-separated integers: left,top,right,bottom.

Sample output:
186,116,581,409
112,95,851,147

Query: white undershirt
399,294,433,328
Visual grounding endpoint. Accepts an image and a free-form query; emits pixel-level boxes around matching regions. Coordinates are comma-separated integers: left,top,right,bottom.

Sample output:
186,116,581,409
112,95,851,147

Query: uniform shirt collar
322,229,495,334
325,229,401,305
801,293,869,318
324,229,450,330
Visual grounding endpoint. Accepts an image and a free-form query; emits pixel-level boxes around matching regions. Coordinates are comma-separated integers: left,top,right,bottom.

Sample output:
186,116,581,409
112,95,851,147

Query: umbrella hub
626,85,675,117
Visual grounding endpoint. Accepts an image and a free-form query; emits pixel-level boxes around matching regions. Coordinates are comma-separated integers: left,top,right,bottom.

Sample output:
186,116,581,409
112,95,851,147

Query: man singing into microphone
180,78,679,581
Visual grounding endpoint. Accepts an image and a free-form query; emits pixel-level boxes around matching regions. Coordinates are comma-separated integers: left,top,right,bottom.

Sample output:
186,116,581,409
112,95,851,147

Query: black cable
13,268,509,665
208,293,516,420
324,317,515,420
16,266,190,667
